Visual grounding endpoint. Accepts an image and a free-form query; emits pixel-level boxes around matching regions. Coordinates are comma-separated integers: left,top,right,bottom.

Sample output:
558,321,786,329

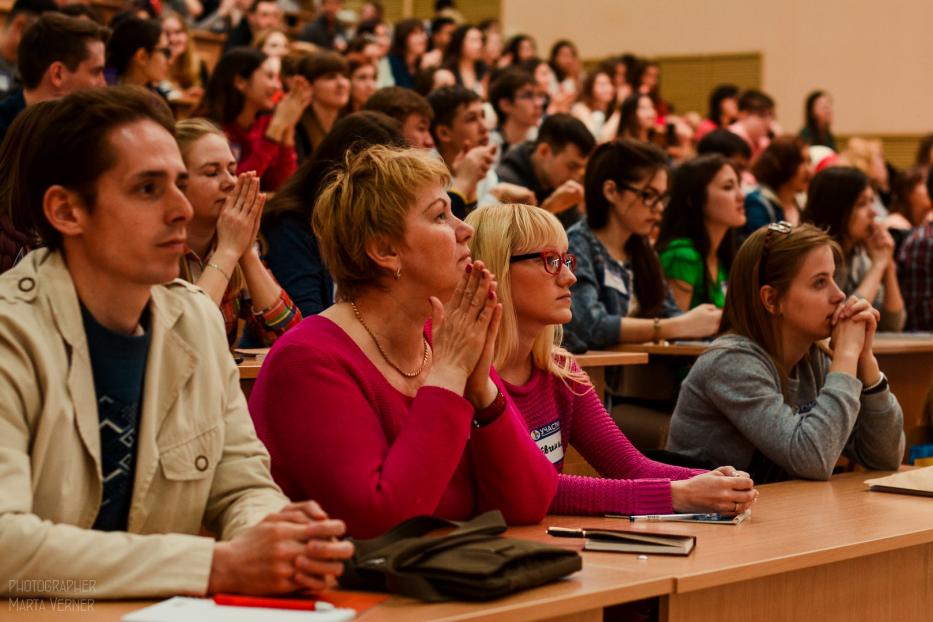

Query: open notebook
582,529,696,556
865,467,933,498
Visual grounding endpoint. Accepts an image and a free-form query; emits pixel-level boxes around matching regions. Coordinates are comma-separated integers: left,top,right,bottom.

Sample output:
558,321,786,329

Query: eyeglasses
510,251,576,275
617,182,670,210
758,221,792,285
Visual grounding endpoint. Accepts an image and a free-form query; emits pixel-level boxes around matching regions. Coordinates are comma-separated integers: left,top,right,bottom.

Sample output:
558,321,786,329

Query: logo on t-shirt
530,419,563,464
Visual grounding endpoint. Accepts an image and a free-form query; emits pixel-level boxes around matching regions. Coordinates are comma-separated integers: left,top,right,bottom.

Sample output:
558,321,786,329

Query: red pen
213,594,332,611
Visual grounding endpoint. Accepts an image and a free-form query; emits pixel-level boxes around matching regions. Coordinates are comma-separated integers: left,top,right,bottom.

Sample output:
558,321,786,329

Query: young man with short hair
728,89,776,161
0,87,352,598
488,66,542,159
0,0,56,97
0,13,108,143
427,84,534,217
364,85,434,149
697,127,753,175
497,112,595,228
202,0,283,51
299,0,347,52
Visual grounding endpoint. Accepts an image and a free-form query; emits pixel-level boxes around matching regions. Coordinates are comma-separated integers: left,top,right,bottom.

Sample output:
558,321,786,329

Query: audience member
799,89,836,150
884,166,931,240
0,0,57,98
668,223,904,482
249,145,558,538
805,166,906,331
502,33,536,66
617,92,657,142
294,51,349,161
548,39,581,93
571,67,620,142
176,118,301,346
487,66,542,156
728,89,775,161
565,139,721,352
162,11,208,101
467,202,758,516
497,113,594,228
201,0,283,52
385,18,427,89
195,47,308,190
106,17,169,92
299,0,347,52
442,24,486,96
694,83,738,141
742,136,810,236
657,155,745,310
0,85,352,598
253,27,290,59
344,54,376,113
364,85,434,148
696,127,752,174
898,181,933,331
261,111,405,316
0,13,107,143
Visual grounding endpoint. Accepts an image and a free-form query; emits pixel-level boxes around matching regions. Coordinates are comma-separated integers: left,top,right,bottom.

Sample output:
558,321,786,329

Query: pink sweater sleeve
250,340,474,538
469,371,558,525
551,377,705,516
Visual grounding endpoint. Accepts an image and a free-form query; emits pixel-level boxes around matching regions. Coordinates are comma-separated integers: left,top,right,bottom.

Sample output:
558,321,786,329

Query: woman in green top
657,154,746,310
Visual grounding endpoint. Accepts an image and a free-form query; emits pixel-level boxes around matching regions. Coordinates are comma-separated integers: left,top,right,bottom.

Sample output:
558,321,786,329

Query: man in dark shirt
299,0,347,52
0,13,108,144
0,0,56,98
497,113,595,228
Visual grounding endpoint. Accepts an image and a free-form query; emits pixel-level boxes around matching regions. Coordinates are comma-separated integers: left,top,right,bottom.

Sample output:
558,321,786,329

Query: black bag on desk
338,510,582,602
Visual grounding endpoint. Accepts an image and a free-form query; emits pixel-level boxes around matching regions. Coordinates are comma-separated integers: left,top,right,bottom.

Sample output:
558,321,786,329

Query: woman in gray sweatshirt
668,222,905,483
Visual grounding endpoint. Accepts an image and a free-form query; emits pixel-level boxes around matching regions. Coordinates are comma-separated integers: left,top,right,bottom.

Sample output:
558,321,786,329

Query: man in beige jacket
0,87,353,599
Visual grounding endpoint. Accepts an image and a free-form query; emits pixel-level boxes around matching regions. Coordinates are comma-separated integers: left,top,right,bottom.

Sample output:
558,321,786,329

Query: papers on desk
582,529,696,556
123,597,356,622
865,467,933,498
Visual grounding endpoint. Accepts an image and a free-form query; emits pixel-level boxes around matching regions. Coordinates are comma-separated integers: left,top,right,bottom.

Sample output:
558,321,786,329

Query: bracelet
861,372,888,395
473,390,506,429
206,262,232,281
652,317,662,344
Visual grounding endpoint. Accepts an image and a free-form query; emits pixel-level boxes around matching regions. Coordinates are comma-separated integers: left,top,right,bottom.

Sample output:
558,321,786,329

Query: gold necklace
350,301,429,378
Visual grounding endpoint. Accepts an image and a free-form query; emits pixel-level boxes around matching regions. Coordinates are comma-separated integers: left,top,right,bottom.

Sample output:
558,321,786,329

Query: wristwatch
861,373,888,395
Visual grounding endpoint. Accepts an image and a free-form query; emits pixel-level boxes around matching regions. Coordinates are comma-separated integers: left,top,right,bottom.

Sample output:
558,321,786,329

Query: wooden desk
192,30,227,73
615,333,933,450
9,472,931,622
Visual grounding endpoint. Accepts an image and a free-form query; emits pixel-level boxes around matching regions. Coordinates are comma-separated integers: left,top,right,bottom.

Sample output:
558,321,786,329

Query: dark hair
426,85,480,140
737,89,775,114
656,155,739,305
804,166,870,243
535,113,595,158
915,134,933,167
18,13,109,90
442,24,485,77
584,139,669,316
503,33,534,64
346,33,378,55
194,47,268,124
356,18,383,37
889,166,927,225
363,86,433,124
751,136,806,190
707,83,739,124
298,50,348,82
548,39,576,81
579,67,611,110
264,110,405,222
389,18,424,58
13,86,174,251
618,92,653,139
697,128,752,160
7,0,55,24
60,3,103,22
803,90,832,145
488,66,534,121
412,65,443,96
105,17,161,78
429,15,456,45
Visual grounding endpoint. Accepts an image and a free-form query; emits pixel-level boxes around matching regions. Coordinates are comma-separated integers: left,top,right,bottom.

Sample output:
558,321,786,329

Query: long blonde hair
174,117,245,294
466,203,590,391
164,12,204,90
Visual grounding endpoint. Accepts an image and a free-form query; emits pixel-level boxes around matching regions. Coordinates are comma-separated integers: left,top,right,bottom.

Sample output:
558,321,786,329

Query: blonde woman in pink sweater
466,203,759,516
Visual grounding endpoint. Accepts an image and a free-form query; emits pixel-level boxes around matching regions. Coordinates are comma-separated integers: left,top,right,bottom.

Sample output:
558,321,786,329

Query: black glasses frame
617,182,670,210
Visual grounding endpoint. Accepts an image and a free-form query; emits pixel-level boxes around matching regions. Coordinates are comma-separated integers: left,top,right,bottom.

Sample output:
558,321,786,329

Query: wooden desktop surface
6,472,931,622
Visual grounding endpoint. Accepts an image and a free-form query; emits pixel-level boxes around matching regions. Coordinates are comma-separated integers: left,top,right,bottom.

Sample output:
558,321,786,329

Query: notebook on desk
582,529,696,556
865,467,933,498
123,597,356,622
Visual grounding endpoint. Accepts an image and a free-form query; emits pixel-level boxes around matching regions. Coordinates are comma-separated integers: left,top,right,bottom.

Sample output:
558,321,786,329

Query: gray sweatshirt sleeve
843,387,905,471
699,350,863,480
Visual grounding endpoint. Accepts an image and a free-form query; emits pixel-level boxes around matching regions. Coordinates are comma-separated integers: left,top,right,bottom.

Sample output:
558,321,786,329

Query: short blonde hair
174,117,225,162
466,203,590,391
312,145,451,300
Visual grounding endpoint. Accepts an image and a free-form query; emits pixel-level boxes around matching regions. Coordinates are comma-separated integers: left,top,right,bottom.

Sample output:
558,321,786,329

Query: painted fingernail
488,290,496,300
466,263,473,273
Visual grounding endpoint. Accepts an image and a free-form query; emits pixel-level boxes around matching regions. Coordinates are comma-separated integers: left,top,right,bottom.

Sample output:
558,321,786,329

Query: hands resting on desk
670,466,759,515
207,500,354,595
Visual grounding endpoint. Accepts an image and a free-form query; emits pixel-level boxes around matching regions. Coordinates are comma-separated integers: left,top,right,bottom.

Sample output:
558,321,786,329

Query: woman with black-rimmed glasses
564,139,722,353
466,203,759,516
106,17,172,93
668,222,904,483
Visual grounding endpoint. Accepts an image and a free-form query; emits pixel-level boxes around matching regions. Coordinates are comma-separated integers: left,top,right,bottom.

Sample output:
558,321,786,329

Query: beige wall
502,0,933,136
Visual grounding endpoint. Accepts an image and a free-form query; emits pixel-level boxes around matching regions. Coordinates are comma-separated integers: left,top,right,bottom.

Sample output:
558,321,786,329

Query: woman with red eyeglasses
467,203,759,517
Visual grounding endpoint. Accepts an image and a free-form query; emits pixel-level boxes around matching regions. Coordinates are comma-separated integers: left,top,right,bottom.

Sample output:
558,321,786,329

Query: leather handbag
338,510,583,602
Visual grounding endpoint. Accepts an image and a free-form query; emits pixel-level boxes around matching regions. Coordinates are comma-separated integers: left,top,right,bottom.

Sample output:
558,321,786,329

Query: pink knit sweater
248,316,559,538
502,363,705,516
